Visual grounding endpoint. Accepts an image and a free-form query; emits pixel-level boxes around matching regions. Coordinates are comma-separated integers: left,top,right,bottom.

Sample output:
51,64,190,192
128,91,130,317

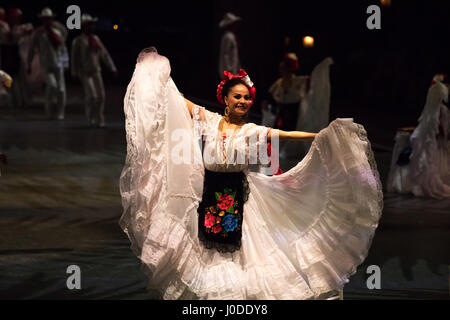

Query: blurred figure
387,74,450,198
260,99,276,127
218,12,241,78
297,57,334,134
0,7,9,65
269,54,333,159
1,8,34,109
27,7,68,120
269,53,309,131
71,13,117,128
0,8,10,105
0,69,11,175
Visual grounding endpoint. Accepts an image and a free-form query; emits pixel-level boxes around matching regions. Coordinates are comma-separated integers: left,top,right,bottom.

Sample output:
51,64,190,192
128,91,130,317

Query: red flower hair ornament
431,73,446,87
216,69,256,106
283,53,299,73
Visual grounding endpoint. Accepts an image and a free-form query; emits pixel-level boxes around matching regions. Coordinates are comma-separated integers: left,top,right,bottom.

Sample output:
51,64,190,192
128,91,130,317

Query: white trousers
80,71,105,125
45,67,66,118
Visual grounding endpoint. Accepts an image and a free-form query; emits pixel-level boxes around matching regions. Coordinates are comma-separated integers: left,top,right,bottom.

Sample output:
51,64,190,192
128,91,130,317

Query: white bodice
192,105,270,172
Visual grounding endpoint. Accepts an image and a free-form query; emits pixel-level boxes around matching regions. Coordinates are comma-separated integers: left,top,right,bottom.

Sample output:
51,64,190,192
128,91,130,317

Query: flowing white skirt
122,119,382,300
120,51,382,300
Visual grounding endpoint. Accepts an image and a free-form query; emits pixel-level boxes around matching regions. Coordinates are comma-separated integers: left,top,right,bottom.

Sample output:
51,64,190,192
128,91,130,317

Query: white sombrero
38,7,56,18
81,13,98,24
219,12,241,28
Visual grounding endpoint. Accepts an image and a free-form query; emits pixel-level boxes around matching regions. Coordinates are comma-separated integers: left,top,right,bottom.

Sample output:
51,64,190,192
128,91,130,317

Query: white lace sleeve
192,104,221,136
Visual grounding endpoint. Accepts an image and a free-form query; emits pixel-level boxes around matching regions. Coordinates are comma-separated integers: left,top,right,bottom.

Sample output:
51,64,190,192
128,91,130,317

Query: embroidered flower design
222,214,239,232
216,193,235,210
204,212,216,228
202,187,241,238
212,224,222,234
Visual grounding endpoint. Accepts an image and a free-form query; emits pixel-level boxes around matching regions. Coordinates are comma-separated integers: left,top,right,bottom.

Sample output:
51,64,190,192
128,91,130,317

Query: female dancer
269,53,308,131
269,54,333,159
387,74,450,198
120,48,382,300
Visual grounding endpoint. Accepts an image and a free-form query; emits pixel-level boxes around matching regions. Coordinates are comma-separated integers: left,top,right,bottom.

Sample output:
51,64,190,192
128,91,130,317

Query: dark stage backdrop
2,0,450,120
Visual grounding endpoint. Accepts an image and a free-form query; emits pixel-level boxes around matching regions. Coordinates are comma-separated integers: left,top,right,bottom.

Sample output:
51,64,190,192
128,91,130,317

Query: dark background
2,0,450,126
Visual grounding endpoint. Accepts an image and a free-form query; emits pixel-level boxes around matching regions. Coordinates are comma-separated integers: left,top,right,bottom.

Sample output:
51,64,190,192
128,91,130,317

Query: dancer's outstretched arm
184,97,316,141
268,128,316,141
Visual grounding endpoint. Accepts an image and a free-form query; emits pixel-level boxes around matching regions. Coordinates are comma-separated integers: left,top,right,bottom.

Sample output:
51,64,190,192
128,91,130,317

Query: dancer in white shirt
71,14,117,128
218,12,241,78
1,8,34,109
387,74,450,198
27,7,68,120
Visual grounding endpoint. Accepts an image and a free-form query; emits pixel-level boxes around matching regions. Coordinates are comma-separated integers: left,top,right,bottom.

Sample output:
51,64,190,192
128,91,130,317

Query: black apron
197,169,249,253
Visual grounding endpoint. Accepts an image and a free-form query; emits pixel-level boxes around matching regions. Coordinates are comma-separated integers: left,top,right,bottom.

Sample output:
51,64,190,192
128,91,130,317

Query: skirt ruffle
121,118,383,299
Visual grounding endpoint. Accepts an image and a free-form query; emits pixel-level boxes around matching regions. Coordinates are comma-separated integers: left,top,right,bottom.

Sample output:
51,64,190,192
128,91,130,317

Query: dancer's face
224,84,251,118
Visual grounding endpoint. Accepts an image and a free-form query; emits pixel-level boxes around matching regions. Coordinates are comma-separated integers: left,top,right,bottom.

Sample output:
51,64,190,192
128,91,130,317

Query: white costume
71,30,117,126
7,23,34,108
387,79,450,198
218,13,241,77
119,50,382,300
269,75,309,105
27,18,67,119
218,31,240,77
298,57,334,133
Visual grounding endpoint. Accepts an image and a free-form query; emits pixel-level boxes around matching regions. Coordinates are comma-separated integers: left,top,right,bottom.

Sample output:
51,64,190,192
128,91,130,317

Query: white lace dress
119,50,383,300
387,81,450,198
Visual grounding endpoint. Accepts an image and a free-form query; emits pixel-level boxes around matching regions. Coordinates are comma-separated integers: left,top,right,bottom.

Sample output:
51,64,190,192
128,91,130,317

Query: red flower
217,194,234,210
216,69,256,105
212,224,222,234
204,212,216,228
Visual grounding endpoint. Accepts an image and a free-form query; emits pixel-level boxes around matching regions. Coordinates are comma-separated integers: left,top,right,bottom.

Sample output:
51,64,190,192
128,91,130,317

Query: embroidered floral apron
197,169,249,253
